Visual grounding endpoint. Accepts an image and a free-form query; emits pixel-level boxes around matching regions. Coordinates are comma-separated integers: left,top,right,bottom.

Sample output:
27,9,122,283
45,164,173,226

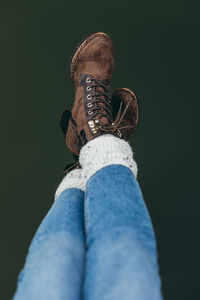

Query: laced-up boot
63,32,139,155
66,32,120,155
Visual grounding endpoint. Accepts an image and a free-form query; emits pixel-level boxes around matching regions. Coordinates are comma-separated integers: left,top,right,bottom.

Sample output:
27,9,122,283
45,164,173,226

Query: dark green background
1,0,199,299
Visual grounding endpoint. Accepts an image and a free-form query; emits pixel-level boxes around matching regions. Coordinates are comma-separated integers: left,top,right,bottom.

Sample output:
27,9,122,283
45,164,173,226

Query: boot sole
69,32,113,80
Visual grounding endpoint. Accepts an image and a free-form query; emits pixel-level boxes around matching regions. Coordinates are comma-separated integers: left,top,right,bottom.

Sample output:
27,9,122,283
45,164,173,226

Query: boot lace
90,79,135,135
90,78,113,127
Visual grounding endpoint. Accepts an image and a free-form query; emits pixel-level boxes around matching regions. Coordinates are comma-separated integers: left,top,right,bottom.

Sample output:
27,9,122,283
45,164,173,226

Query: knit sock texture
55,168,84,200
79,134,138,183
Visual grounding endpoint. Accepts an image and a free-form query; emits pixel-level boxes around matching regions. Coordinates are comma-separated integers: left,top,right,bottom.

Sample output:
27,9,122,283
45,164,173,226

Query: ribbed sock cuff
79,134,138,182
55,168,84,200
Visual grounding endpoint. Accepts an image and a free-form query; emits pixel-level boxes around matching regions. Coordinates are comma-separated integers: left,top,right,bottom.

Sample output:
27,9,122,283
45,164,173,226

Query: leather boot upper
66,33,119,152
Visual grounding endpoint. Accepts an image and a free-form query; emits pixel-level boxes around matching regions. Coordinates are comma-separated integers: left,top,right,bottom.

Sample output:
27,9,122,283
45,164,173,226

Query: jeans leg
84,165,163,300
13,188,85,300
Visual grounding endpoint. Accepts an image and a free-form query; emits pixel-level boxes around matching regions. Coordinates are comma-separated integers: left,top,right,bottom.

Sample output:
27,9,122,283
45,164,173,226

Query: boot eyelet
86,78,91,83
117,130,122,138
87,94,92,100
87,86,91,91
87,103,92,107
88,110,93,115
88,120,95,128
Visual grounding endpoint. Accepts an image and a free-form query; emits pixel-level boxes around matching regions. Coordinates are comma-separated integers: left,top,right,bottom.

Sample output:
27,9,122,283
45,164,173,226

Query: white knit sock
79,134,138,182
55,168,84,200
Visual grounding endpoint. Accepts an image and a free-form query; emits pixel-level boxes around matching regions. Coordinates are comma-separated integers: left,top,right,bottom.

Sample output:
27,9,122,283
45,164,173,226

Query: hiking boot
66,32,120,155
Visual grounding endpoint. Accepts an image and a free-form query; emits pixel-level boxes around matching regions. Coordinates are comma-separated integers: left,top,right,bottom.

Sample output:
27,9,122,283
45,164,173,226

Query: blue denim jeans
14,165,163,300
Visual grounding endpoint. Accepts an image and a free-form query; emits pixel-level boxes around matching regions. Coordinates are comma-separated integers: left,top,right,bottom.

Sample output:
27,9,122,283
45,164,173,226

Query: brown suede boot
66,32,119,155
60,87,139,156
